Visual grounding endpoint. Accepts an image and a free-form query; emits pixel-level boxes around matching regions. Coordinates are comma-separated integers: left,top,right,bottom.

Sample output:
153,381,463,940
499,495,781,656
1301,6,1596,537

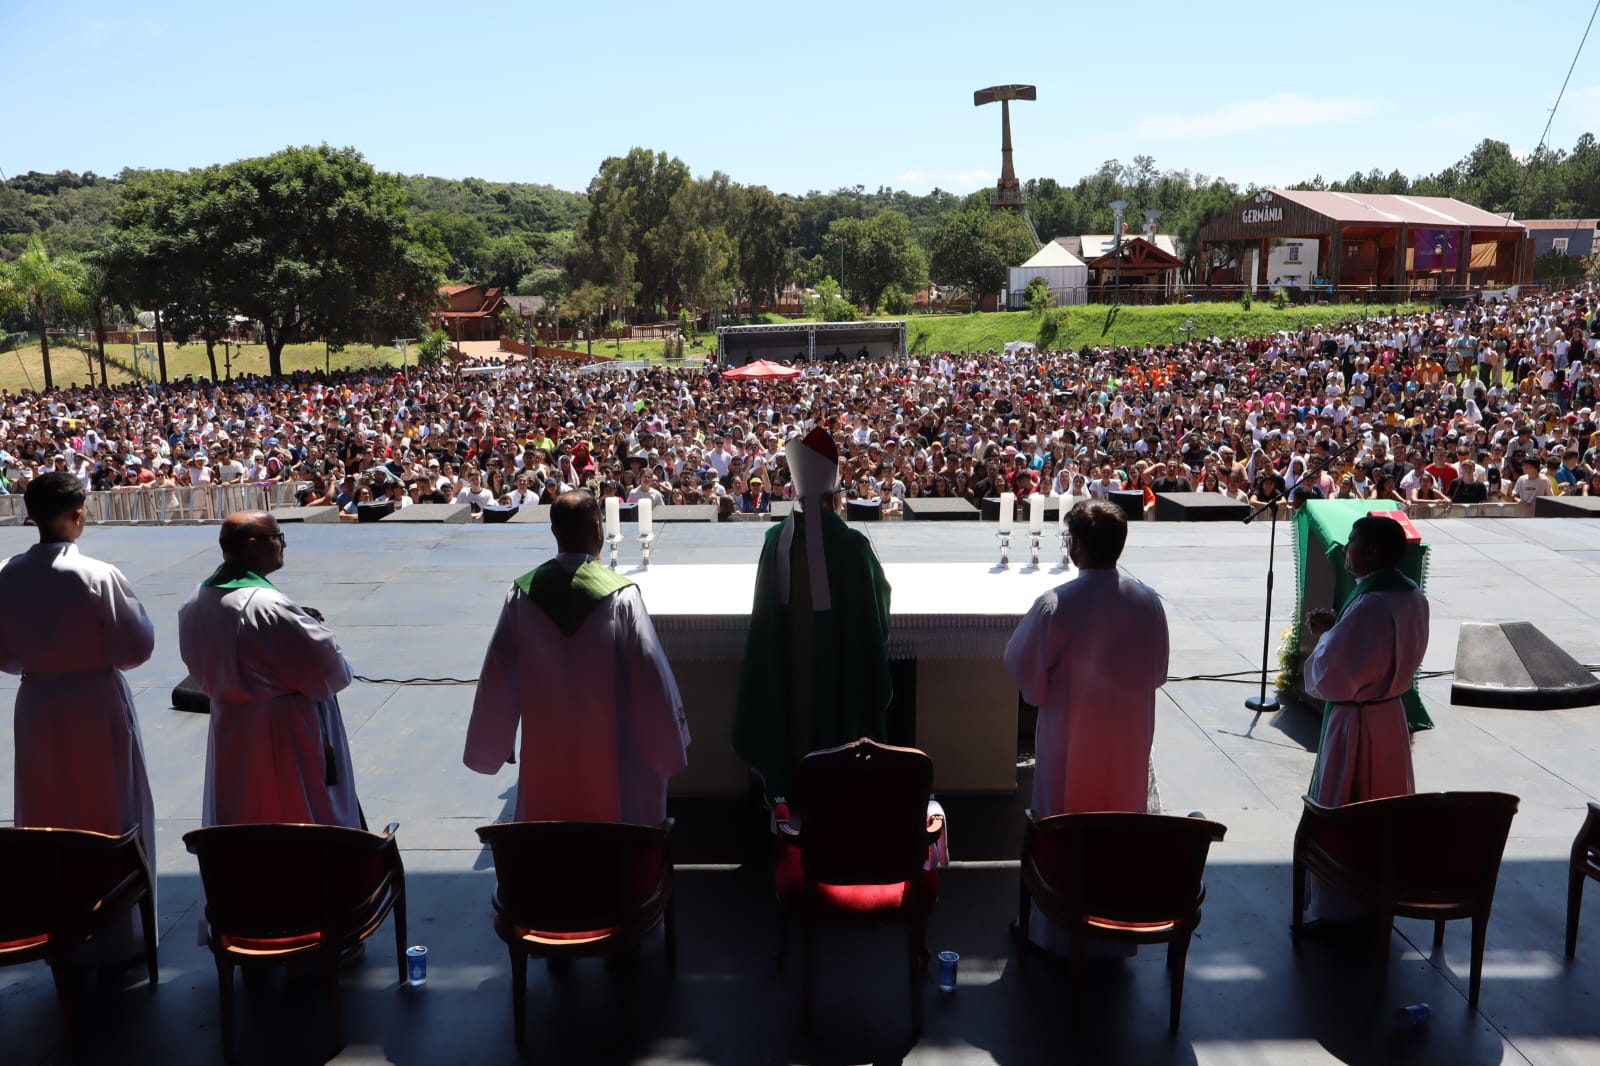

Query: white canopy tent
1007,243,1087,308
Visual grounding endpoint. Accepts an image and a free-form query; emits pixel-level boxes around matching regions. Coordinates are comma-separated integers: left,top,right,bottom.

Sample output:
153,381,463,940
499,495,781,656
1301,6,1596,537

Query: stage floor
3,516,1600,1065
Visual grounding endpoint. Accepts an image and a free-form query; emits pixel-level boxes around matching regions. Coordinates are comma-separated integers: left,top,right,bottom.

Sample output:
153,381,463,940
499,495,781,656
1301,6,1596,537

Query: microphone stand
1242,486,1286,713
1239,434,1362,715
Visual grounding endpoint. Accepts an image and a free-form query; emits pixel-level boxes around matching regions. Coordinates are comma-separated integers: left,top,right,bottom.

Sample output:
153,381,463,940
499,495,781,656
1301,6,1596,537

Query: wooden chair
1291,791,1519,1009
183,822,408,1062
474,820,676,1054
0,826,158,1037
773,737,943,1039
1016,810,1226,1032
1566,801,1600,958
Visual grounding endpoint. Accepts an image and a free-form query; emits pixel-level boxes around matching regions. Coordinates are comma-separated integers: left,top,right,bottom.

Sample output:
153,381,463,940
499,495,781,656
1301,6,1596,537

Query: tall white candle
1029,493,1045,534
638,498,653,536
997,492,1015,534
605,496,620,540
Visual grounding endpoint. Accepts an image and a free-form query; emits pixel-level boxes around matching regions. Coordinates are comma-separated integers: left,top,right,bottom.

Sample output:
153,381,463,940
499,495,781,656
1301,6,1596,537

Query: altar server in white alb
0,472,157,957
465,489,688,823
178,511,363,827
1005,498,1169,951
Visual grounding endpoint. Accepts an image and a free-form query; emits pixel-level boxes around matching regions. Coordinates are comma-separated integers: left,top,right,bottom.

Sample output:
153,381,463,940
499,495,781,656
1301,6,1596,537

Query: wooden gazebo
1086,236,1184,303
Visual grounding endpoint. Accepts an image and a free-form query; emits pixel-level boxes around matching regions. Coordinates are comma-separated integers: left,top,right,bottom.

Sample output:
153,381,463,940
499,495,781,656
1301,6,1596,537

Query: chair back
0,827,150,944
1024,812,1226,924
798,738,933,886
474,820,673,935
1298,792,1519,909
183,823,402,941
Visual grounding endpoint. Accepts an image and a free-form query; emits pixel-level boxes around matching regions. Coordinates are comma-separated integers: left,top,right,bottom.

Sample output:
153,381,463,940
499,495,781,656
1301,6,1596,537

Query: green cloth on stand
1292,500,1433,730
514,559,633,637
733,510,893,802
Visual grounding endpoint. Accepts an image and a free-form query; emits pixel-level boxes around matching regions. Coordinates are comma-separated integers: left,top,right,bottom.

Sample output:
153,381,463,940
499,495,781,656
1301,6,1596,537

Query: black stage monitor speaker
1534,496,1600,518
1109,490,1146,521
357,501,395,523
1452,621,1600,710
847,499,882,522
1154,492,1251,522
172,673,210,714
481,505,518,524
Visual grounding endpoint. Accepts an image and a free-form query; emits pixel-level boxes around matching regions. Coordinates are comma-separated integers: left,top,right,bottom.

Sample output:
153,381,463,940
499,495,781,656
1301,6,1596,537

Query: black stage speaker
846,499,882,522
902,497,979,521
356,501,394,523
1534,496,1600,518
1154,492,1251,522
1452,621,1600,710
481,505,518,524
1109,490,1146,521
172,674,210,714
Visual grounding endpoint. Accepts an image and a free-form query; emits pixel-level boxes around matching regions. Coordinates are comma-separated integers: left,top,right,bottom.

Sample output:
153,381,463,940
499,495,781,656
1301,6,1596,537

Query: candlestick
638,498,653,536
1028,493,1045,534
997,492,1015,534
605,496,620,539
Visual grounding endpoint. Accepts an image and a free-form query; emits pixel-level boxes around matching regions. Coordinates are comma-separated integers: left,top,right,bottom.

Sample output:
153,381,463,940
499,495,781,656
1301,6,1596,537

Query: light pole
1109,201,1129,304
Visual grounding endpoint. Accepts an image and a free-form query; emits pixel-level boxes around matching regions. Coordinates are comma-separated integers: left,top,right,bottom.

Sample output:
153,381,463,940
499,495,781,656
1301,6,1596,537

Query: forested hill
0,167,589,293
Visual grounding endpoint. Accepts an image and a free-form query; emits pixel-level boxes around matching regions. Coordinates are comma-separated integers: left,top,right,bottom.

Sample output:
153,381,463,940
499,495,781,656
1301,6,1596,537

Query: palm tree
8,234,82,391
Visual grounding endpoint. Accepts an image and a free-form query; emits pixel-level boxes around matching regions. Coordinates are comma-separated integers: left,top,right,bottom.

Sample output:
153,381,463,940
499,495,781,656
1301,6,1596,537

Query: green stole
1311,567,1422,792
202,562,278,590
515,558,633,637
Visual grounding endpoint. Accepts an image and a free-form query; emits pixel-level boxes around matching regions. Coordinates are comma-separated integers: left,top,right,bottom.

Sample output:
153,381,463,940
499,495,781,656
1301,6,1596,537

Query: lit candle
605,496,620,540
638,498,653,536
998,492,1015,534
1029,493,1045,534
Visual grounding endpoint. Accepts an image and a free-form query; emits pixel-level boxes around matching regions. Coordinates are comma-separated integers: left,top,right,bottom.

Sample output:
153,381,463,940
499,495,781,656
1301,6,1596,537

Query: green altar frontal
1286,499,1433,731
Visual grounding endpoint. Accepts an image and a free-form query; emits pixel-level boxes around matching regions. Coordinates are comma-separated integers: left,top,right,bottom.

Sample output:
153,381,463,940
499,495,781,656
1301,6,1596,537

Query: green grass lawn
0,340,409,393
901,302,1428,355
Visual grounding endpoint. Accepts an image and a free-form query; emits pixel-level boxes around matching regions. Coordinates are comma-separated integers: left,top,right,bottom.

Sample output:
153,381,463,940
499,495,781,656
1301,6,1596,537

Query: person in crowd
739,475,771,514
1004,499,1169,953
733,427,892,804
1300,514,1429,921
1512,456,1554,504
464,490,688,822
178,511,362,827
1447,460,1489,504
0,472,157,960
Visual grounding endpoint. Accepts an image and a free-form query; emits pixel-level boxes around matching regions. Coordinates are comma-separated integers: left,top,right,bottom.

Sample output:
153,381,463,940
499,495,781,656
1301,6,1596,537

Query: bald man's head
219,510,285,575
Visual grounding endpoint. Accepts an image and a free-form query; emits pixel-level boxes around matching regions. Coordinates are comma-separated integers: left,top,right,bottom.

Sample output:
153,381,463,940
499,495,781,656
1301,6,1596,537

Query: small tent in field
1008,242,1088,307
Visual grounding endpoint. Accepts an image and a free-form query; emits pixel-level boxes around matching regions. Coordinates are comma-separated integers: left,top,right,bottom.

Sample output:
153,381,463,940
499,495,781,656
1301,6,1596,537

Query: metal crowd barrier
68,483,303,526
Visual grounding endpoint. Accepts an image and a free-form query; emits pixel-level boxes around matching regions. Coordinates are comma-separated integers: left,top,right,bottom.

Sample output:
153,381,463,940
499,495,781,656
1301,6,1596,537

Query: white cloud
1134,93,1378,141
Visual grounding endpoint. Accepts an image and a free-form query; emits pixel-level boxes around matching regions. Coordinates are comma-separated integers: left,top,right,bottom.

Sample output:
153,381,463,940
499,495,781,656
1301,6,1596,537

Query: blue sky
7,0,1598,196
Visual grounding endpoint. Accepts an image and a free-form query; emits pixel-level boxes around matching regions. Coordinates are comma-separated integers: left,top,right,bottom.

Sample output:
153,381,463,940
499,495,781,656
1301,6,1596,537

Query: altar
623,561,1072,796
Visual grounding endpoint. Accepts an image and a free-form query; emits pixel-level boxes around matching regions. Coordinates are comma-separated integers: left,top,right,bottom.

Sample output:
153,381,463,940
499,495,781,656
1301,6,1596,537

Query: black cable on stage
354,675,478,685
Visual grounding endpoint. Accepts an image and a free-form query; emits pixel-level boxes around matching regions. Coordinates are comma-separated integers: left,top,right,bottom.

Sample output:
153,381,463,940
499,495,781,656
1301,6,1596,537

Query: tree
5,234,83,391
928,207,1033,309
825,211,925,313
193,146,439,378
734,186,797,311
567,148,690,317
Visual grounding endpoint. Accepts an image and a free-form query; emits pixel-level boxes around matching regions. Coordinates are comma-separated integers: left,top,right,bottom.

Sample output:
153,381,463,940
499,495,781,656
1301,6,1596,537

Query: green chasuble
202,563,278,590
733,510,893,803
514,559,634,636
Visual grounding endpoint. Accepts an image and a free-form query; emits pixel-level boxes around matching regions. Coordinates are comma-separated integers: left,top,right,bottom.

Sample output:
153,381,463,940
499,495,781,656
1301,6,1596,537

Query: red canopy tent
723,359,802,380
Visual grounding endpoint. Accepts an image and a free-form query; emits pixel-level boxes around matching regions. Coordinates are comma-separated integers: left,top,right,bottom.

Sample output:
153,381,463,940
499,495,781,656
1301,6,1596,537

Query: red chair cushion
774,838,939,915
218,932,324,955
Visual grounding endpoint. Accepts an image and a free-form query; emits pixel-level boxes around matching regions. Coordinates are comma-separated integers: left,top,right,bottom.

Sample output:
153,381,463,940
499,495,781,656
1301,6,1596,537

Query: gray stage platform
3,518,1600,1065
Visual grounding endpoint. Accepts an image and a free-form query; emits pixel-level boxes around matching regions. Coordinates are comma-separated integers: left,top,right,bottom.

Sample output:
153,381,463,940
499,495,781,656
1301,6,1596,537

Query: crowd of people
1,283,1596,524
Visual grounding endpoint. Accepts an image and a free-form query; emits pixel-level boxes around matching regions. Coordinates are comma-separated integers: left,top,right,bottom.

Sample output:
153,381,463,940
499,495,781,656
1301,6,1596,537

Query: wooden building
432,284,507,343
1083,236,1184,303
1195,190,1528,300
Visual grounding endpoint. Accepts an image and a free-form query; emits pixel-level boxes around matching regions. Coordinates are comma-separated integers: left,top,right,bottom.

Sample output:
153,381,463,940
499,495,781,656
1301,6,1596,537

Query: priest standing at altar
1005,498,1169,950
465,489,688,823
734,426,893,804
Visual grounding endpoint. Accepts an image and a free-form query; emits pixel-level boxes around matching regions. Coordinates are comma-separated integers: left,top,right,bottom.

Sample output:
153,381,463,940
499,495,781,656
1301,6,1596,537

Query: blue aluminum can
1395,1003,1430,1029
406,945,428,987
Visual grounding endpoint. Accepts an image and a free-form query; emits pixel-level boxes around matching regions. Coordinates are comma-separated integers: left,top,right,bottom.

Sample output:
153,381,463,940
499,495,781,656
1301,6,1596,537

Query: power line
1533,0,1600,159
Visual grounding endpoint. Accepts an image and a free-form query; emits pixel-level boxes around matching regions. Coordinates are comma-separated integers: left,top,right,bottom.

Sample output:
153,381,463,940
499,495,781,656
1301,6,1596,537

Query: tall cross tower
974,84,1036,212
